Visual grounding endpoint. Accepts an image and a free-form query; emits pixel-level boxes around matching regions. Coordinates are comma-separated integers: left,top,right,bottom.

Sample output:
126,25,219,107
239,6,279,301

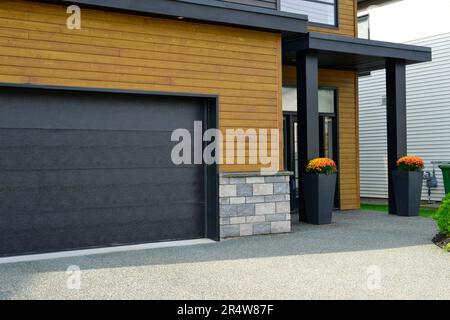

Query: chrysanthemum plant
396,156,424,171
306,158,337,175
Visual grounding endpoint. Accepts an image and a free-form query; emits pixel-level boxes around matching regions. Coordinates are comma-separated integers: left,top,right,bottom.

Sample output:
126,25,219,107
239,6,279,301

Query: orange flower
306,158,337,174
396,156,424,171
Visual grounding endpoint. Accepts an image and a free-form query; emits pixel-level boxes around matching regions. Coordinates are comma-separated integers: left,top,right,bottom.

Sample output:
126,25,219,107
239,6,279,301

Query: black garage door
0,87,215,257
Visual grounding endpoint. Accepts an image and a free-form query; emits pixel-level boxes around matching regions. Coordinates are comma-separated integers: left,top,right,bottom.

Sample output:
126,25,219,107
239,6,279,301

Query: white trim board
0,239,216,265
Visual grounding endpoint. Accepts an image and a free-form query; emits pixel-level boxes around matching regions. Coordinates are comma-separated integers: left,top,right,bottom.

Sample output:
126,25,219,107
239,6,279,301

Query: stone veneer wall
219,172,293,238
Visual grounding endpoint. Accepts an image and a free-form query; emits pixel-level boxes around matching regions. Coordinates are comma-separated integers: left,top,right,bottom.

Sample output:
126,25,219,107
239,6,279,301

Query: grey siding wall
221,0,277,9
359,32,450,201
187,0,278,10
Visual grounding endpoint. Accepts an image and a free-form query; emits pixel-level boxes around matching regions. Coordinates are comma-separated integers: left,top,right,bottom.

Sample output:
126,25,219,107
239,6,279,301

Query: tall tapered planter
392,170,423,216
301,173,337,225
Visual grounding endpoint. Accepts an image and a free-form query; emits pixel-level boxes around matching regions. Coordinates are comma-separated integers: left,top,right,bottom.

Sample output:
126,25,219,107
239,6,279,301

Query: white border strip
0,239,216,265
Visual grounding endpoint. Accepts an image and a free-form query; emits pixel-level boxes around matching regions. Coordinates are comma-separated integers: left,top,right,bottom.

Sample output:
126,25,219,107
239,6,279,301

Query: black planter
392,170,424,217
301,173,337,225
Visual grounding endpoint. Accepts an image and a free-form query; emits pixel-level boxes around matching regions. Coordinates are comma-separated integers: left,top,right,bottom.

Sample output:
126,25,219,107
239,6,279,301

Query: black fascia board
284,32,432,64
33,0,308,34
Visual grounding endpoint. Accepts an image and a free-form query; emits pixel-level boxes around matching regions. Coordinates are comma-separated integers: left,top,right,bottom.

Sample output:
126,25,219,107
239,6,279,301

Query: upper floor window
280,0,337,27
358,14,370,39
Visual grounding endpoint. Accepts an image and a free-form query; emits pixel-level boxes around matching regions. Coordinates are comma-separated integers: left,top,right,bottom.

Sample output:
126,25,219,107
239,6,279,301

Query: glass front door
283,88,339,211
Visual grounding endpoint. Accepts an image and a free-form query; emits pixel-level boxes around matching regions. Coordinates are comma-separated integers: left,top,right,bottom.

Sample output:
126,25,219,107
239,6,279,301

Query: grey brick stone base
219,171,293,238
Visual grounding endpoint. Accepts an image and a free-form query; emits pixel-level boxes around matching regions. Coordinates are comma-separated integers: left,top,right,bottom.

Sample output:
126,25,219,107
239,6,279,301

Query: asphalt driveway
0,210,449,300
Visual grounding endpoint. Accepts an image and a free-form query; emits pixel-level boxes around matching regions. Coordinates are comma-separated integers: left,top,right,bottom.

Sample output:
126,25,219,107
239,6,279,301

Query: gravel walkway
0,210,449,300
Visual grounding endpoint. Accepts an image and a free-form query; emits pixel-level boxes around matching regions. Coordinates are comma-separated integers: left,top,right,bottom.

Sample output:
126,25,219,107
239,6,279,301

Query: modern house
358,0,450,202
0,0,431,257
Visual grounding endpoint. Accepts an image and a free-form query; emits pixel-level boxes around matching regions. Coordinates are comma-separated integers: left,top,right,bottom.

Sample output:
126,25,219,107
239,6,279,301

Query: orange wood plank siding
309,0,357,37
0,0,283,172
283,65,360,210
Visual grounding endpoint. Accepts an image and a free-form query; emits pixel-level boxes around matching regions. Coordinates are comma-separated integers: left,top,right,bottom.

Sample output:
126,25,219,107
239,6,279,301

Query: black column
297,50,320,221
386,59,407,215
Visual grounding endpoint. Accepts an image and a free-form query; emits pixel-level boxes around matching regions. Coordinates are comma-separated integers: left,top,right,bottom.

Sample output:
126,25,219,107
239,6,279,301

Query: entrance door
283,88,339,211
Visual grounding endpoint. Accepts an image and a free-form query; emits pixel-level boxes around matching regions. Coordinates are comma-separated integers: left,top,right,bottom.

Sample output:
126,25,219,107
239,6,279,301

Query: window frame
358,14,370,39
280,0,339,29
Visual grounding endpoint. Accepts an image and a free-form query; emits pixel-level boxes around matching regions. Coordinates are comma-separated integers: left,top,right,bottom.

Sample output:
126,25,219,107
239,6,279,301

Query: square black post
296,50,320,221
386,59,407,215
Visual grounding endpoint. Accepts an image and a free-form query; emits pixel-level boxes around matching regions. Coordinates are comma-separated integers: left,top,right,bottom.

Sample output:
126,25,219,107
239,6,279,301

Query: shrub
435,193,450,236
396,156,424,171
306,158,337,175
445,243,450,253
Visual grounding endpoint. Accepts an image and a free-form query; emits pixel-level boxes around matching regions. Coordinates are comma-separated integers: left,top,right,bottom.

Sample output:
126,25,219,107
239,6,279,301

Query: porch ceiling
283,33,432,73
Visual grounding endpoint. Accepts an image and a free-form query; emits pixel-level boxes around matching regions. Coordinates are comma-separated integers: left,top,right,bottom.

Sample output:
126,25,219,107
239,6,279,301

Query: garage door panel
0,130,192,170
0,90,205,131
0,179,203,213
1,210,204,256
0,167,202,190
0,129,187,148
0,88,211,256
0,203,203,234
0,169,203,212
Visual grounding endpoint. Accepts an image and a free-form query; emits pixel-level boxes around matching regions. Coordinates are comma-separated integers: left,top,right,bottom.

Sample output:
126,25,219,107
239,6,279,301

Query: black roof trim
34,0,308,33
283,32,432,72
285,33,432,62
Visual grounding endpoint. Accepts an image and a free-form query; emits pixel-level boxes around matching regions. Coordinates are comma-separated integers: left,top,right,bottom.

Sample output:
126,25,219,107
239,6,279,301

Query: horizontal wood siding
0,0,283,172
283,65,360,210
309,0,357,37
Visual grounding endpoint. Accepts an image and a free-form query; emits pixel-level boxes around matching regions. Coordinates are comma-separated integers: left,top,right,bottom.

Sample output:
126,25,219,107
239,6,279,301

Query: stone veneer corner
219,171,293,238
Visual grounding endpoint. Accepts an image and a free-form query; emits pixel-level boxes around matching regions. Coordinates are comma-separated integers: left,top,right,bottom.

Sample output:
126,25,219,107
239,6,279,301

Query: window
282,87,335,114
282,86,297,112
318,89,335,114
280,0,337,27
358,15,370,39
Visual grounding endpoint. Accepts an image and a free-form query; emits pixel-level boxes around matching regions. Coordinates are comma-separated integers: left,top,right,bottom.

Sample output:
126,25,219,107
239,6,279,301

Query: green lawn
360,203,436,218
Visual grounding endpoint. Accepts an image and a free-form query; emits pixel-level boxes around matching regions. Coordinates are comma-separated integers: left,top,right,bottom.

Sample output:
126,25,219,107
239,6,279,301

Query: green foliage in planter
435,193,450,236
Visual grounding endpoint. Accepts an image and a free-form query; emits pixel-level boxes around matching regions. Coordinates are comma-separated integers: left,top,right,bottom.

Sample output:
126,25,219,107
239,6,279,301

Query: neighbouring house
0,0,431,257
358,0,450,202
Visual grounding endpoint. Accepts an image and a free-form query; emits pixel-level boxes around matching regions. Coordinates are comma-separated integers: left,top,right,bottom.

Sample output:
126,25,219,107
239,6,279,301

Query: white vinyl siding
359,32,450,201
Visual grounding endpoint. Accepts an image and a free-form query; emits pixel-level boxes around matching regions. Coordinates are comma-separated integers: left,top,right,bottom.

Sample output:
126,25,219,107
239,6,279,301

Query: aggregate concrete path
0,211,449,300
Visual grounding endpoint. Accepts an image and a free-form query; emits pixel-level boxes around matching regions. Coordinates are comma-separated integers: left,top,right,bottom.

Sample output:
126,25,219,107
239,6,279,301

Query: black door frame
0,82,220,243
283,86,340,210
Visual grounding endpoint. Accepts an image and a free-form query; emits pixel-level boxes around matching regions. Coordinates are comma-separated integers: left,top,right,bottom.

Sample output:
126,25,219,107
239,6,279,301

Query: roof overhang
283,33,432,72
33,0,308,34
